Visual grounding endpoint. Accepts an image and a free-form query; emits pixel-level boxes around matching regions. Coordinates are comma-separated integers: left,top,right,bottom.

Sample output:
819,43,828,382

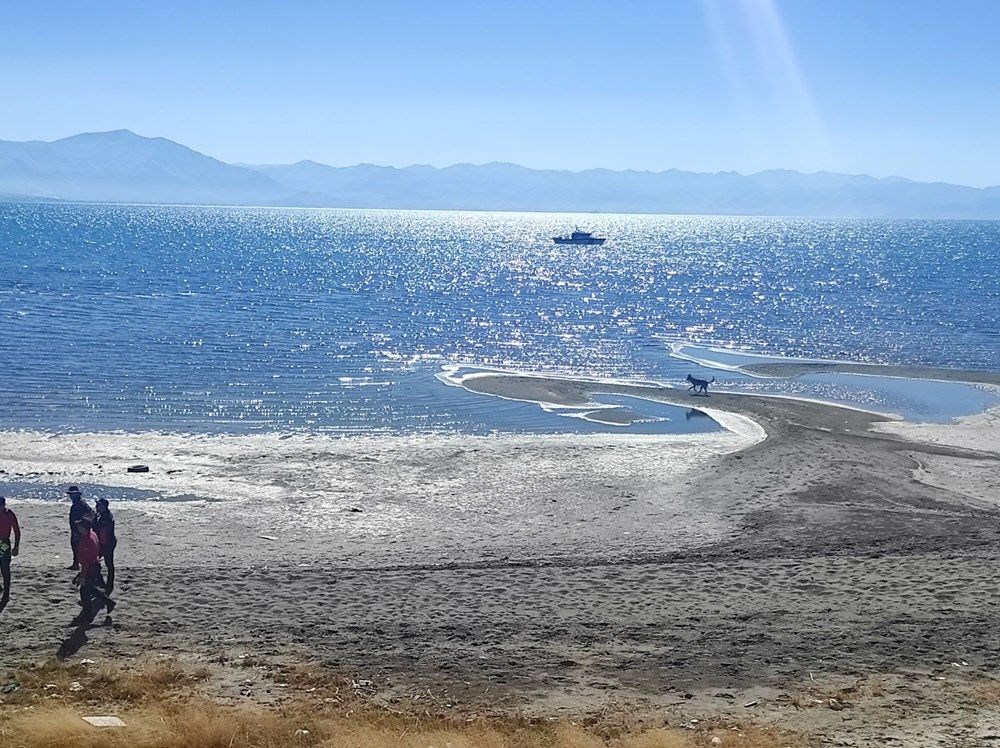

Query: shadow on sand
56,612,114,660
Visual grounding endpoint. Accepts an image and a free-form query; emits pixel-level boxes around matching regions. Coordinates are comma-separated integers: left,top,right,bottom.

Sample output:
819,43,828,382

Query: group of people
0,485,118,621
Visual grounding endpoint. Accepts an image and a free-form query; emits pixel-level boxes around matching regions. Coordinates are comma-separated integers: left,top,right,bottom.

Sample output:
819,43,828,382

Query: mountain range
2,130,999,219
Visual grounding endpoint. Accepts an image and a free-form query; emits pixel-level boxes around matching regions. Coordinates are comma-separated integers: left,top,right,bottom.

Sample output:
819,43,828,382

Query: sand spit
3,366,1000,746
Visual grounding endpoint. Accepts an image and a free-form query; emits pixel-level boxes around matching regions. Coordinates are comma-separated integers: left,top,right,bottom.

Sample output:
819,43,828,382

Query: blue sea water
1,202,997,434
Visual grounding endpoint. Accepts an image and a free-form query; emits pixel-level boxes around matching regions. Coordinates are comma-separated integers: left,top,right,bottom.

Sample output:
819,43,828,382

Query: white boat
552,230,606,245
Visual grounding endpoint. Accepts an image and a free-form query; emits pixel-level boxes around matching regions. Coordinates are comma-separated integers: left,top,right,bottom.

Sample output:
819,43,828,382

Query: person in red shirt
73,514,115,620
0,496,20,602
94,498,117,594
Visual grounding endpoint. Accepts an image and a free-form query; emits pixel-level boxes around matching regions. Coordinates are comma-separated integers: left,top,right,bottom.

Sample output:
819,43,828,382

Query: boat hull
552,237,606,245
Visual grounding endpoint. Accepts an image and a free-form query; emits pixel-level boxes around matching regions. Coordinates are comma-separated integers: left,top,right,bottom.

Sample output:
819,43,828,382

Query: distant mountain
3,130,1000,218
0,130,291,205
252,161,1000,217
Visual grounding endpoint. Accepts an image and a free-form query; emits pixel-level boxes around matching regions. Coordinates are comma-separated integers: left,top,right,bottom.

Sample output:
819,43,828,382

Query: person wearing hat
67,486,92,571
0,496,20,602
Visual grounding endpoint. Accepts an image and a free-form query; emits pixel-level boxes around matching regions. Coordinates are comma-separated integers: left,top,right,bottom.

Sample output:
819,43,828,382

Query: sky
1,1,998,186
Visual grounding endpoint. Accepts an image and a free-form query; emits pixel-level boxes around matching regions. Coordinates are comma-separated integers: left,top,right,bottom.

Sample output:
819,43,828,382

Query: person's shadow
0,597,8,616
56,610,97,660
57,625,89,660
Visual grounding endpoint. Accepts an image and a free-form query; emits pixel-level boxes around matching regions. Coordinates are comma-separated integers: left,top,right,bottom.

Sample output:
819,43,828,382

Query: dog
686,373,715,396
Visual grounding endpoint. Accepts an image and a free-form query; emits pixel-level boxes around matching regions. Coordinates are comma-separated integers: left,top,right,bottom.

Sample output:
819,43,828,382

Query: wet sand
3,371,1000,745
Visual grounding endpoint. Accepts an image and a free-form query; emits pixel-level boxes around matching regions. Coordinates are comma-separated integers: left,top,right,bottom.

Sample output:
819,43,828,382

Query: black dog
686,374,715,396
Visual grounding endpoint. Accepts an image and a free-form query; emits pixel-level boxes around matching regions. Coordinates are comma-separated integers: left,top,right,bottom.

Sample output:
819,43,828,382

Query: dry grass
783,677,890,711
0,707,805,748
2,659,209,706
970,680,1000,706
0,661,805,748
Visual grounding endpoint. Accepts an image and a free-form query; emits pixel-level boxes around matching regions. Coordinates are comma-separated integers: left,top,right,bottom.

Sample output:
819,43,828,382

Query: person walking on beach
67,486,92,571
73,514,114,620
0,496,20,603
94,498,117,594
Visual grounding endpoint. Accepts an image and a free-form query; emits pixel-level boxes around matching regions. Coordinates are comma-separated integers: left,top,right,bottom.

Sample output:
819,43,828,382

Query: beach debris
127,464,150,473
742,700,758,708
80,658,96,665
82,716,127,728
828,698,845,711
711,738,722,746
259,535,279,541
1,682,19,694
347,506,363,513
69,681,84,692
294,729,310,737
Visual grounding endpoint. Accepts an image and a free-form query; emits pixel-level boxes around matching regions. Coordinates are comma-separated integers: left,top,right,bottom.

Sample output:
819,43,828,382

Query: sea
2,202,998,436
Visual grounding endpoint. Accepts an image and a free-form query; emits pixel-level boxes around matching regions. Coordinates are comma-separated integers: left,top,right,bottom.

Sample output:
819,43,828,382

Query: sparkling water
2,203,997,433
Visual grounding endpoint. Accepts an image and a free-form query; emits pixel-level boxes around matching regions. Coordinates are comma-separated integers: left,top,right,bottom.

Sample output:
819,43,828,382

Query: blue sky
2,1,998,185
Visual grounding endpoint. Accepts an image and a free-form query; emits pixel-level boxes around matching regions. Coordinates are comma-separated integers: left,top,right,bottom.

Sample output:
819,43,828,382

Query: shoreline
668,340,1000,386
3,365,1000,745
2,363,998,568
742,360,1000,385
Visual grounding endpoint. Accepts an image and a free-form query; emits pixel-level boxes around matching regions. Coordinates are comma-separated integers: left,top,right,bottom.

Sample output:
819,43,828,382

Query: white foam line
667,343,749,374
436,363,668,390
438,366,629,421
558,409,634,427
661,338,827,362
693,406,767,443
666,341,829,378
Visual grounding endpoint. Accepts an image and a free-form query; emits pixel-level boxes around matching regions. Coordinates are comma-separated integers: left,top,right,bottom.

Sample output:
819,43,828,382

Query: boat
551,230,606,245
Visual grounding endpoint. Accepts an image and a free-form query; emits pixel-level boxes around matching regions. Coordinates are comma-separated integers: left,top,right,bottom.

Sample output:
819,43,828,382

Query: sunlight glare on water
1,204,997,433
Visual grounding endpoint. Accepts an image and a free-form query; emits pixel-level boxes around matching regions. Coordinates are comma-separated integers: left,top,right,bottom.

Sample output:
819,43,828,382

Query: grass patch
0,661,806,748
2,659,209,706
970,680,1000,706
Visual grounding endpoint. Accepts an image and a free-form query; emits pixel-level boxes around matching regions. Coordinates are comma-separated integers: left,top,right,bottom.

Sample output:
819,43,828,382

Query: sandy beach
3,372,1000,746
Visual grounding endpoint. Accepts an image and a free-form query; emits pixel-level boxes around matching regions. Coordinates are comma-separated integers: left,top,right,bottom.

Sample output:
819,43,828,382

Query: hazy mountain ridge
2,130,999,218
0,130,291,205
